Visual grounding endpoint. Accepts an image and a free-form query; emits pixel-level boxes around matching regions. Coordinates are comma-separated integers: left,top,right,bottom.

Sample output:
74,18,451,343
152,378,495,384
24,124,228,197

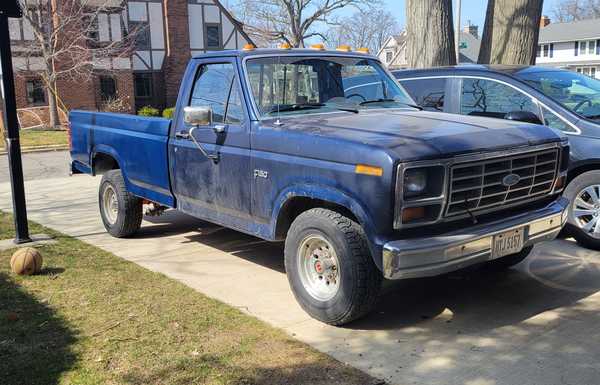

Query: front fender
271,184,385,269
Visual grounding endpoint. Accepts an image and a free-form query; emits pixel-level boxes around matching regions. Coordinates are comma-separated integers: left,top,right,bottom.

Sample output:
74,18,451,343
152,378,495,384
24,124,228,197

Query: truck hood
263,109,563,160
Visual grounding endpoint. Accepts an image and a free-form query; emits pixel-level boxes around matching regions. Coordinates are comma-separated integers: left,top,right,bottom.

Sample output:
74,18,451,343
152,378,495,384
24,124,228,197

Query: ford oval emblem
502,173,521,187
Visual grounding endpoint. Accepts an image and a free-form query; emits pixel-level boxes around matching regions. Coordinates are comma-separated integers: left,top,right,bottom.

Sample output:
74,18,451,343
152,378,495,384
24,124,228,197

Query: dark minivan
394,65,600,250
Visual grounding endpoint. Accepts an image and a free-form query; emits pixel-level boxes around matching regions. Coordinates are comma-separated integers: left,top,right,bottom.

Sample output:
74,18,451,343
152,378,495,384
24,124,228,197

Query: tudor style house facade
536,17,600,79
5,0,252,119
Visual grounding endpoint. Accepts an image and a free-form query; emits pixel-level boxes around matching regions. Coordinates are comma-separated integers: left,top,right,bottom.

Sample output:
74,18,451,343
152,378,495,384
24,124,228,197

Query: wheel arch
91,145,122,176
568,160,600,184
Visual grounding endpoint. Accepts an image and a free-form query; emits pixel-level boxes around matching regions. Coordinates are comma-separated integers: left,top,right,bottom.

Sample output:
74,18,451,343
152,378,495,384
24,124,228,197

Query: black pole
0,15,31,244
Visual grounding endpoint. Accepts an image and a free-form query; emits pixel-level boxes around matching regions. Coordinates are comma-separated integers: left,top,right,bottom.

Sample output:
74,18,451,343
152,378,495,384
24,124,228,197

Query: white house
536,18,600,79
378,25,481,69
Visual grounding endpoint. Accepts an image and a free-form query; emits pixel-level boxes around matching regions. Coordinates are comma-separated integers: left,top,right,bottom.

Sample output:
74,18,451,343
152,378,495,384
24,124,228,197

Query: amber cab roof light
336,45,352,52
242,43,256,51
310,43,326,50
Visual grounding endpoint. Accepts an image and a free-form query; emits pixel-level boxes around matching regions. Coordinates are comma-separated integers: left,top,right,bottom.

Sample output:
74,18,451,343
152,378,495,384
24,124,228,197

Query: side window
400,78,447,111
190,63,245,125
461,78,539,119
541,106,577,133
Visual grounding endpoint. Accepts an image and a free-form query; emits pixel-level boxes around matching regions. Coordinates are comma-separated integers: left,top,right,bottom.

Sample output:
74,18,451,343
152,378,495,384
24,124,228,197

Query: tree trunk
405,0,456,68
47,79,61,129
478,0,543,64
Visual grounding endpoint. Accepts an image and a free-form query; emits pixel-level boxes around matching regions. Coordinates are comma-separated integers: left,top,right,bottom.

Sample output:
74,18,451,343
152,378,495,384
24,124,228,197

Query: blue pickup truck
70,48,570,325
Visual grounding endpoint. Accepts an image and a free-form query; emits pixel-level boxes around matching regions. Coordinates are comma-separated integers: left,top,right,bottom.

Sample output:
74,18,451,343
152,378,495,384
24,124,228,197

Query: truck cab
70,47,570,325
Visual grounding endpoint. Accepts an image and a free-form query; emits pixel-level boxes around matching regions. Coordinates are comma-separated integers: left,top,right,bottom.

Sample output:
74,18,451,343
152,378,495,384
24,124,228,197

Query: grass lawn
0,212,376,385
0,130,68,150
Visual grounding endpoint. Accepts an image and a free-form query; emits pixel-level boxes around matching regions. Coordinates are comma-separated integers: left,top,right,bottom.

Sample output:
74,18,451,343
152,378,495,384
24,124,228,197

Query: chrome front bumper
382,197,569,280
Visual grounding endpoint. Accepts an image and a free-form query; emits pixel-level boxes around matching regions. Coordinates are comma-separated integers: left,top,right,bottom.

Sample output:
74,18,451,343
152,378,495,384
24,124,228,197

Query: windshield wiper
268,103,359,115
358,99,423,110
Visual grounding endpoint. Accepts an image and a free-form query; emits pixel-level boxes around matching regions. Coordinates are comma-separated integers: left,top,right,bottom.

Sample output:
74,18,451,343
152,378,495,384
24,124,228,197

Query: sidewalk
2,175,600,385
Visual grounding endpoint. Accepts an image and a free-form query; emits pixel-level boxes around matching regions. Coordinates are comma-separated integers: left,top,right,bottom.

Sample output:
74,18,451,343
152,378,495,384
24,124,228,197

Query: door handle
175,131,190,139
213,124,226,134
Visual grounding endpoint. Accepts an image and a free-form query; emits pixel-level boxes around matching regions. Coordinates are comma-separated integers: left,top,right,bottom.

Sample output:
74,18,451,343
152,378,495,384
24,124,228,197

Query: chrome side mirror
184,106,212,126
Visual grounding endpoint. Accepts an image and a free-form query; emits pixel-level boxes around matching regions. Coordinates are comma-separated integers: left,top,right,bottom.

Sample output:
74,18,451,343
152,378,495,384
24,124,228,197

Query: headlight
402,166,445,200
404,169,427,196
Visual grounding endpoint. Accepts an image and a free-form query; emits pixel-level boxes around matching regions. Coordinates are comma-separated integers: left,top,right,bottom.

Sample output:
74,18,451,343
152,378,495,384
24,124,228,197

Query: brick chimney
540,15,551,28
462,21,479,39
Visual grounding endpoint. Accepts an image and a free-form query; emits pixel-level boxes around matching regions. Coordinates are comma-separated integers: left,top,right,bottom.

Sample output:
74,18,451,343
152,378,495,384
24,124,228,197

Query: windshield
516,70,600,120
245,56,415,117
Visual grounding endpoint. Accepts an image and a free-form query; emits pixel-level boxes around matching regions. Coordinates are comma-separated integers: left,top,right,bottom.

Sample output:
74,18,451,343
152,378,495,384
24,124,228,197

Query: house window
205,24,221,49
589,40,596,55
26,78,46,105
536,45,541,57
386,51,393,63
579,41,588,55
543,45,549,57
99,76,117,101
134,73,153,98
130,21,150,50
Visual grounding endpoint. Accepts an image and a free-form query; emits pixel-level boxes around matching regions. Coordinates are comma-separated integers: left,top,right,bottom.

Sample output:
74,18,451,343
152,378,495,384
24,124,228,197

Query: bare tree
231,0,375,48
405,0,456,68
16,0,137,128
552,0,600,22
478,0,543,65
325,7,400,53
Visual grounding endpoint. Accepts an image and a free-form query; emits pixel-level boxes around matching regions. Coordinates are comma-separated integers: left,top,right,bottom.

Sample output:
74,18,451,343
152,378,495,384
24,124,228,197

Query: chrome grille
446,149,559,217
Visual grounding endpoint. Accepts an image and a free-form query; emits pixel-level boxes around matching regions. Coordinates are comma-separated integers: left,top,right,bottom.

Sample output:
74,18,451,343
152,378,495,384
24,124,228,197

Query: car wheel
486,246,533,271
99,170,143,238
284,208,382,326
563,171,600,250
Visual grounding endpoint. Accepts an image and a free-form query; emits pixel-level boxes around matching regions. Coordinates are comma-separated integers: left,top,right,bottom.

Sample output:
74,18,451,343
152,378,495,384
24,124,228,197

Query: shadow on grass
119,355,377,385
0,272,77,385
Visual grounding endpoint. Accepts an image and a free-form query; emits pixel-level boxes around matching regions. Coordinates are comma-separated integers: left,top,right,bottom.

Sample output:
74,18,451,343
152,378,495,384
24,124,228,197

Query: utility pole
1,1,32,244
455,0,461,64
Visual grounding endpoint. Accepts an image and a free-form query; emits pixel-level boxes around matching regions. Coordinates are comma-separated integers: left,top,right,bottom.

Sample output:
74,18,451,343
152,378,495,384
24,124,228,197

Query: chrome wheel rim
572,184,600,239
297,234,340,301
102,185,119,225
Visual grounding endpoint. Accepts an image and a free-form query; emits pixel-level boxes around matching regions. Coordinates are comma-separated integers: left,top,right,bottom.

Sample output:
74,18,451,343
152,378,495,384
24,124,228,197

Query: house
536,17,600,78
378,24,481,69
6,0,253,120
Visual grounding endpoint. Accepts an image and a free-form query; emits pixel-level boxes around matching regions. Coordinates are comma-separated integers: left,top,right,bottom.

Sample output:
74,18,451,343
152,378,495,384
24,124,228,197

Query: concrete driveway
1,153,600,385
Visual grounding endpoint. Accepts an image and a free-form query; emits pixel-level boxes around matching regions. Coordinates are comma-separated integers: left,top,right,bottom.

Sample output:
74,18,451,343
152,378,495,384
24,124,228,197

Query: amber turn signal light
355,164,383,177
402,207,426,223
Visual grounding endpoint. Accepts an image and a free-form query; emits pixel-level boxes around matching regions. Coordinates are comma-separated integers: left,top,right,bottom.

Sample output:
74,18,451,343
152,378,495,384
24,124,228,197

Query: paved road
1,151,600,385
0,150,70,182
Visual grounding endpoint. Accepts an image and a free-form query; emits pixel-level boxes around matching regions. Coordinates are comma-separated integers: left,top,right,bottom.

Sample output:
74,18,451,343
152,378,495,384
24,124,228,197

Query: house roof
539,18,600,43
458,31,481,63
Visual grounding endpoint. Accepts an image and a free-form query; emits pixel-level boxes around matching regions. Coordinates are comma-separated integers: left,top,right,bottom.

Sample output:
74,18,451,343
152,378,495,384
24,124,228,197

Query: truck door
170,58,252,223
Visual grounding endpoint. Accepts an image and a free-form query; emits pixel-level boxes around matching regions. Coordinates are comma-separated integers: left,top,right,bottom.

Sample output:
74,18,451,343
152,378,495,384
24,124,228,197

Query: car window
225,81,244,124
400,78,446,111
190,63,237,124
541,106,577,133
460,78,539,120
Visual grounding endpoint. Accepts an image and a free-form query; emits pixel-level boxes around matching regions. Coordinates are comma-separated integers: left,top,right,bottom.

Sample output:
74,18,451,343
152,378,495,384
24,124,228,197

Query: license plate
491,228,524,259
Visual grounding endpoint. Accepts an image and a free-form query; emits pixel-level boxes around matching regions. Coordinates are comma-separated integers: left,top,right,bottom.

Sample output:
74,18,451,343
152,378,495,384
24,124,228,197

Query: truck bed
70,110,175,207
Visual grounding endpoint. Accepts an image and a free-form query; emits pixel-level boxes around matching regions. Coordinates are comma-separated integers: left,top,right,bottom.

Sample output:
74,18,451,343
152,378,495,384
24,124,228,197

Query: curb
0,145,69,156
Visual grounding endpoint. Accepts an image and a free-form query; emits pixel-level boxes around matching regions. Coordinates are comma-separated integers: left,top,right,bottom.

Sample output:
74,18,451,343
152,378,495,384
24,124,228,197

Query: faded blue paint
70,51,565,272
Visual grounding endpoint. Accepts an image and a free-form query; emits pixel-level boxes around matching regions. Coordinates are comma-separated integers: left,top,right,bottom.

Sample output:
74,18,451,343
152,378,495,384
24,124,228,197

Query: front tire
284,208,382,326
563,171,600,250
99,170,143,238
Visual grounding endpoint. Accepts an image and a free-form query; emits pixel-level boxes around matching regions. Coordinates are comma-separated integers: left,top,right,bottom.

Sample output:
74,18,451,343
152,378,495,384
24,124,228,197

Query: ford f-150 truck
70,47,570,325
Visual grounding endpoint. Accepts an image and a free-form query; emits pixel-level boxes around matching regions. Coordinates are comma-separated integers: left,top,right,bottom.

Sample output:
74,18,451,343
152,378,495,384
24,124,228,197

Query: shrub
101,93,132,114
162,107,175,119
138,106,160,117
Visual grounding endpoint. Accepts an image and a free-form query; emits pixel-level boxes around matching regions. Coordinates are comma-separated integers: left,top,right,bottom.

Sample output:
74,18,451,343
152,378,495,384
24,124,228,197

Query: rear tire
99,170,143,238
486,246,533,271
563,171,600,251
284,208,382,326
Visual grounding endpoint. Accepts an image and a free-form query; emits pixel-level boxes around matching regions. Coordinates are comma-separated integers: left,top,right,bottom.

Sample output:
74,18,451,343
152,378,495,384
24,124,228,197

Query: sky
338,0,563,31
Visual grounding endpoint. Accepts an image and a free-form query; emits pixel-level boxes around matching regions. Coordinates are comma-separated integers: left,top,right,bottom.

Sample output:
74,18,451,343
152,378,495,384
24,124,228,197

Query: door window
541,106,577,133
460,78,539,119
190,63,244,124
401,78,447,111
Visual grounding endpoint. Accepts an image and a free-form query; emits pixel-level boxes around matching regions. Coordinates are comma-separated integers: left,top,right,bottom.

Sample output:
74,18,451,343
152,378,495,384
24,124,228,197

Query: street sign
0,1,23,18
